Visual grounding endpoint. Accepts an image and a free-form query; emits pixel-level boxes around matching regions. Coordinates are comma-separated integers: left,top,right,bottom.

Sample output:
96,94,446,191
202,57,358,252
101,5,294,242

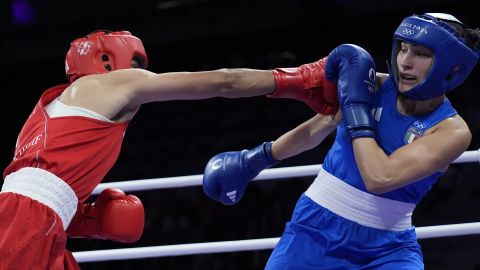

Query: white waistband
304,167,415,231
2,167,78,230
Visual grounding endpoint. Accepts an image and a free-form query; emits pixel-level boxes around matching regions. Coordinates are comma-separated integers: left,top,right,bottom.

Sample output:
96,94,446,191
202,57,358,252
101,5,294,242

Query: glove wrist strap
343,105,377,140
270,68,303,98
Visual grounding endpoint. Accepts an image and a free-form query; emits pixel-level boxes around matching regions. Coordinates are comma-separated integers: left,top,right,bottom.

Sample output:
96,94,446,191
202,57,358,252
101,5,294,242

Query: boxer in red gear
0,29,337,269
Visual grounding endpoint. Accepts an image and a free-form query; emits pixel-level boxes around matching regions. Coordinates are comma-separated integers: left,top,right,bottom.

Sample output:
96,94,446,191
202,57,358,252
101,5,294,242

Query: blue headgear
390,13,480,100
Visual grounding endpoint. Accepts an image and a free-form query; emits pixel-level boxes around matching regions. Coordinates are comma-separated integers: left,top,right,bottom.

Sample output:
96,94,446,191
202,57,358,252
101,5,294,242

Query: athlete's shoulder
375,72,389,89
76,68,153,85
434,114,470,134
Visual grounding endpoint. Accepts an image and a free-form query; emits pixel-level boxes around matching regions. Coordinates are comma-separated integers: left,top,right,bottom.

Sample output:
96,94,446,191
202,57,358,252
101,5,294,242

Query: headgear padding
65,30,148,82
390,13,479,100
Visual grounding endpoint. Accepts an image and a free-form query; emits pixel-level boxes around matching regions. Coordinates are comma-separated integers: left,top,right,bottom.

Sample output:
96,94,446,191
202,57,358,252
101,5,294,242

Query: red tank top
3,84,130,203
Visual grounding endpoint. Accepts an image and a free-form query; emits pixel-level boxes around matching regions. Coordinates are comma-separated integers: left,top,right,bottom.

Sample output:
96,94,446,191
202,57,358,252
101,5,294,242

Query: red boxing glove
270,57,339,115
66,188,145,243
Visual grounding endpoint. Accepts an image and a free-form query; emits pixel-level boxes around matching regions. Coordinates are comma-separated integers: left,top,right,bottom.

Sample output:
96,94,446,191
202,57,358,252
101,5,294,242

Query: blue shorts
265,194,424,270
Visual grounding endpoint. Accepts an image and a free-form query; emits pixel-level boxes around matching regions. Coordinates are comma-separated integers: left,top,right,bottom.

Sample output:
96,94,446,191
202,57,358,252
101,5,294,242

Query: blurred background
1,0,480,269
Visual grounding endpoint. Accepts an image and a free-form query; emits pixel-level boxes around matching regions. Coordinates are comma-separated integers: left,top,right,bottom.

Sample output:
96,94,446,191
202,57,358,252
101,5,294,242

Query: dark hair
465,28,480,51
443,20,480,51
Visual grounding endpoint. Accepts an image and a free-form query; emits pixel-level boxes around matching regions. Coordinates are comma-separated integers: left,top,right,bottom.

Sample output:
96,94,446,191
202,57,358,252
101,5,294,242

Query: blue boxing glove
325,44,377,140
203,142,279,205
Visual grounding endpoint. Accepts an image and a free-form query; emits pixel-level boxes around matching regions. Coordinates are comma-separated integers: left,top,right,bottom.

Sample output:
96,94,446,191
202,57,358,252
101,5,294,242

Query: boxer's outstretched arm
59,68,274,120
127,68,276,102
59,56,341,122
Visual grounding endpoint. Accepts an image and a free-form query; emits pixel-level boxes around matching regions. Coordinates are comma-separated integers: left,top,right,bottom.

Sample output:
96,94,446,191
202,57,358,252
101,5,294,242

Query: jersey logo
404,121,426,144
372,107,383,122
226,190,237,202
77,41,92,56
14,134,43,160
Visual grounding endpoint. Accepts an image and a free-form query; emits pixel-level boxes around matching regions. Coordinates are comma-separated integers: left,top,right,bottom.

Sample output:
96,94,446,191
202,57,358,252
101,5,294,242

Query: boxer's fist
325,44,378,140
269,57,339,115
203,142,279,205
66,188,144,243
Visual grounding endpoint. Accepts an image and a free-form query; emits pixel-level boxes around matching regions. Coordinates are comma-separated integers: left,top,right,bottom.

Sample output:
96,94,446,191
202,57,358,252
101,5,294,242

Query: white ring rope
73,222,480,263
75,149,480,263
92,149,480,195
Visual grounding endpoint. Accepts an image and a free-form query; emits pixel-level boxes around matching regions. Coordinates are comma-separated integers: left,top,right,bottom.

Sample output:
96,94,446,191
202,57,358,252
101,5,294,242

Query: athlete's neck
397,94,445,116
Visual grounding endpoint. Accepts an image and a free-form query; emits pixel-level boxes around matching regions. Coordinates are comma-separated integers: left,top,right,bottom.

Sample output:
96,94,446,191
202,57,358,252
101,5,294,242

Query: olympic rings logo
402,28,415,35
413,121,426,129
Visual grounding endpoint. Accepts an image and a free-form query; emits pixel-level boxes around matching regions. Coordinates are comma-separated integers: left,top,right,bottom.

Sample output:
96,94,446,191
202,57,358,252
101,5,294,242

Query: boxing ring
73,149,480,263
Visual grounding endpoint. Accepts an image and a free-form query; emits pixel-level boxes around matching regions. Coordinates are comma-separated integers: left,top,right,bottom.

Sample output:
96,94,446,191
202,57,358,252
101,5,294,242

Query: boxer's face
396,42,433,92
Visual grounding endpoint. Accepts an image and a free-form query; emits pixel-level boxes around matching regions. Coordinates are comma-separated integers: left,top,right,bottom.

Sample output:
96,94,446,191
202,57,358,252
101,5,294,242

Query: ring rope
92,149,480,195
77,149,480,263
73,222,480,263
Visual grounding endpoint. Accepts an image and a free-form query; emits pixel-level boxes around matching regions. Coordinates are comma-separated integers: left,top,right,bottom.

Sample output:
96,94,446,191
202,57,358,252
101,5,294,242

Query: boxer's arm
203,112,341,205
353,115,471,194
60,68,275,120
126,68,276,102
271,112,341,160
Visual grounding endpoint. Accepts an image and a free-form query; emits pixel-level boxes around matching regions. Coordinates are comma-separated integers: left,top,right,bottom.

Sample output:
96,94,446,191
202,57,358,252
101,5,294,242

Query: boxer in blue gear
202,12,480,269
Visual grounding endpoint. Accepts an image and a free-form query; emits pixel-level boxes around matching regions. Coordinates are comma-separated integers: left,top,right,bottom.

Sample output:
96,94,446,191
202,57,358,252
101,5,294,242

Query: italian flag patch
404,127,423,144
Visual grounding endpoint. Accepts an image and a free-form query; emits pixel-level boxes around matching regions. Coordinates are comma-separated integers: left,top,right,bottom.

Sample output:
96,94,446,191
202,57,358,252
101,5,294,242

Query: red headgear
65,30,148,82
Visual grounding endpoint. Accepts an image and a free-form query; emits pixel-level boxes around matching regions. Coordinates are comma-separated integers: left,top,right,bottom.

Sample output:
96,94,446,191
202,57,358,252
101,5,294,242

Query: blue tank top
322,77,457,204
